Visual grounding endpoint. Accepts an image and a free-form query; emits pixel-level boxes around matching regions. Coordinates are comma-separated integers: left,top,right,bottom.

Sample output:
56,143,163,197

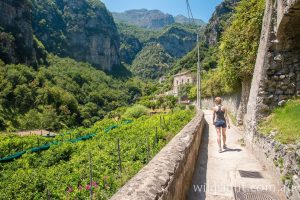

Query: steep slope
31,0,120,70
118,22,200,73
0,0,143,131
205,0,240,46
131,44,174,79
0,55,143,131
173,0,241,73
0,0,46,67
157,24,197,58
112,9,175,29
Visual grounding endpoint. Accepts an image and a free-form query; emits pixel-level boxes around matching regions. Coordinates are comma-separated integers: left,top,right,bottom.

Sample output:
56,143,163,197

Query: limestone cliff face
32,0,120,70
0,0,38,66
158,26,197,58
119,33,142,65
205,0,240,46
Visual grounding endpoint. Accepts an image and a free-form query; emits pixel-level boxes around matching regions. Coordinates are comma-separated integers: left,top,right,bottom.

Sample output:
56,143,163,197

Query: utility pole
186,0,201,109
197,33,201,109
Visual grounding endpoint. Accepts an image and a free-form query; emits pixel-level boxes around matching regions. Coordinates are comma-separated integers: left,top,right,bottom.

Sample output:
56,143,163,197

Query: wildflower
86,184,91,190
67,187,73,193
78,185,83,191
92,181,98,188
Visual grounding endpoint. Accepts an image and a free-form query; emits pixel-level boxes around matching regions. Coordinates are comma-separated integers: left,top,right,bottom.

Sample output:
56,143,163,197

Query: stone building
172,71,196,95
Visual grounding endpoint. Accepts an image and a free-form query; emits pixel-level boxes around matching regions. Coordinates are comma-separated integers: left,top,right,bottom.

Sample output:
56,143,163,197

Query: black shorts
215,120,227,128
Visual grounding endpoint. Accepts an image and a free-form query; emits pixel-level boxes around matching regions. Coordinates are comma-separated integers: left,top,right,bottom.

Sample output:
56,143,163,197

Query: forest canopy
0,55,145,131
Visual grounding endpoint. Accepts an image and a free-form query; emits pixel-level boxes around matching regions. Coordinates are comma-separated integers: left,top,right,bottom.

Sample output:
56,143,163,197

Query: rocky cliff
205,0,240,46
0,0,43,67
157,25,197,58
31,0,120,70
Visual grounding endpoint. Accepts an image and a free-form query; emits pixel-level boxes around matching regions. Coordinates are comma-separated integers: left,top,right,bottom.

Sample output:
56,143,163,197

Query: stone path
187,110,286,200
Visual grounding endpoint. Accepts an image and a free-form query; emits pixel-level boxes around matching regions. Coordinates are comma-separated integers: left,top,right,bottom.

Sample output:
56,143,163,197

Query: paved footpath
187,110,286,200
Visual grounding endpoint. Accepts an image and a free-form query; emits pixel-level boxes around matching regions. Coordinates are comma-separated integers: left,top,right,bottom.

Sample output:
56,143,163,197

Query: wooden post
47,189,51,200
155,127,158,146
89,152,93,200
146,137,150,162
160,116,162,128
117,138,122,173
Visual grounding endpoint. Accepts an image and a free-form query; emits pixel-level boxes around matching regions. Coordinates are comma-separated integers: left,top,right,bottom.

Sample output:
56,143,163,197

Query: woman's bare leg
222,128,227,147
216,128,221,150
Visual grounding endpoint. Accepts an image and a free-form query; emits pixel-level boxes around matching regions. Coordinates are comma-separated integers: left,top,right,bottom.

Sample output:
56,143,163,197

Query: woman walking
212,97,230,153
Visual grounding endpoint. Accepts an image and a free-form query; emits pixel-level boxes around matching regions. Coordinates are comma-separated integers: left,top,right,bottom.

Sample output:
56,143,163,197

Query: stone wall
201,93,241,120
244,1,300,199
246,132,300,200
245,0,300,140
110,110,205,200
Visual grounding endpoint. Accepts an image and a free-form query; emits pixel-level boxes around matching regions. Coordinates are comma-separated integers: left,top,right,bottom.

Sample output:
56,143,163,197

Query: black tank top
216,105,226,121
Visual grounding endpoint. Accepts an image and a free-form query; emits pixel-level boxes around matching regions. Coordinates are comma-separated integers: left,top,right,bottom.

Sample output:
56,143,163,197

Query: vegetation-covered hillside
131,45,174,79
173,0,264,100
117,22,202,79
0,56,144,131
172,0,240,75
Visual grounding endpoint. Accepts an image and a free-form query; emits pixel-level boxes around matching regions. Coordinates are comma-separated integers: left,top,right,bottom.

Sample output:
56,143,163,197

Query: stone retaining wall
110,110,205,200
246,132,300,200
201,93,241,118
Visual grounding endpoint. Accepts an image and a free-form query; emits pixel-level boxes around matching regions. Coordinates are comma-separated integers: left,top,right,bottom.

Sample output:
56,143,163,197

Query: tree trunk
236,78,252,125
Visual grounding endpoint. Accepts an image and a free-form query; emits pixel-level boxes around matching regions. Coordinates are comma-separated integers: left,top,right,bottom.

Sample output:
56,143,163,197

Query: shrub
123,105,149,119
188,105,195,111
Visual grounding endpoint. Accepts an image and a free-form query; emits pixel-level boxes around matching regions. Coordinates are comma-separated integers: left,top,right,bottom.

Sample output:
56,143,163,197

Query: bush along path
0,109,194,199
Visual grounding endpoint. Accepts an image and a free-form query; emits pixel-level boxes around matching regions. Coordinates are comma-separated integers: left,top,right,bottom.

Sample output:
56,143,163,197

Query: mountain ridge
112,9,206,29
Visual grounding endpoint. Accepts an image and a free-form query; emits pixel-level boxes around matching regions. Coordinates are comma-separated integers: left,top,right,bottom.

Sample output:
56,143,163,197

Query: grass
259,100,300,144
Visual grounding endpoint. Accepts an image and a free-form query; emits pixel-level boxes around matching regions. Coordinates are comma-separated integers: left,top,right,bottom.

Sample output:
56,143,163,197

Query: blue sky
101,0,223,22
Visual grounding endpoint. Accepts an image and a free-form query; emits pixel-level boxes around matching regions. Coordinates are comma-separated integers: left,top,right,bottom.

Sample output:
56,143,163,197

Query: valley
0,0,299,199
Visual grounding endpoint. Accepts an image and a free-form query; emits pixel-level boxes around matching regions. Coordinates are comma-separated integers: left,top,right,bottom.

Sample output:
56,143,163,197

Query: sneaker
223,144,228,149
218,148,222,153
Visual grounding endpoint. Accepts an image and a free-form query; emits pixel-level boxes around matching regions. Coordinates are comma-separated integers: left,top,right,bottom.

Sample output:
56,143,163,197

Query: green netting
0,120,132,163
122,119,133,124
0,151,26,163
30,144,50,153
69,134,96,143
104,125,118,133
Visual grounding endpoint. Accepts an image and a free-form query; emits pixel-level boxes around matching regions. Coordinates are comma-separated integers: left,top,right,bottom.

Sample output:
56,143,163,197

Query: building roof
173,71,193,78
